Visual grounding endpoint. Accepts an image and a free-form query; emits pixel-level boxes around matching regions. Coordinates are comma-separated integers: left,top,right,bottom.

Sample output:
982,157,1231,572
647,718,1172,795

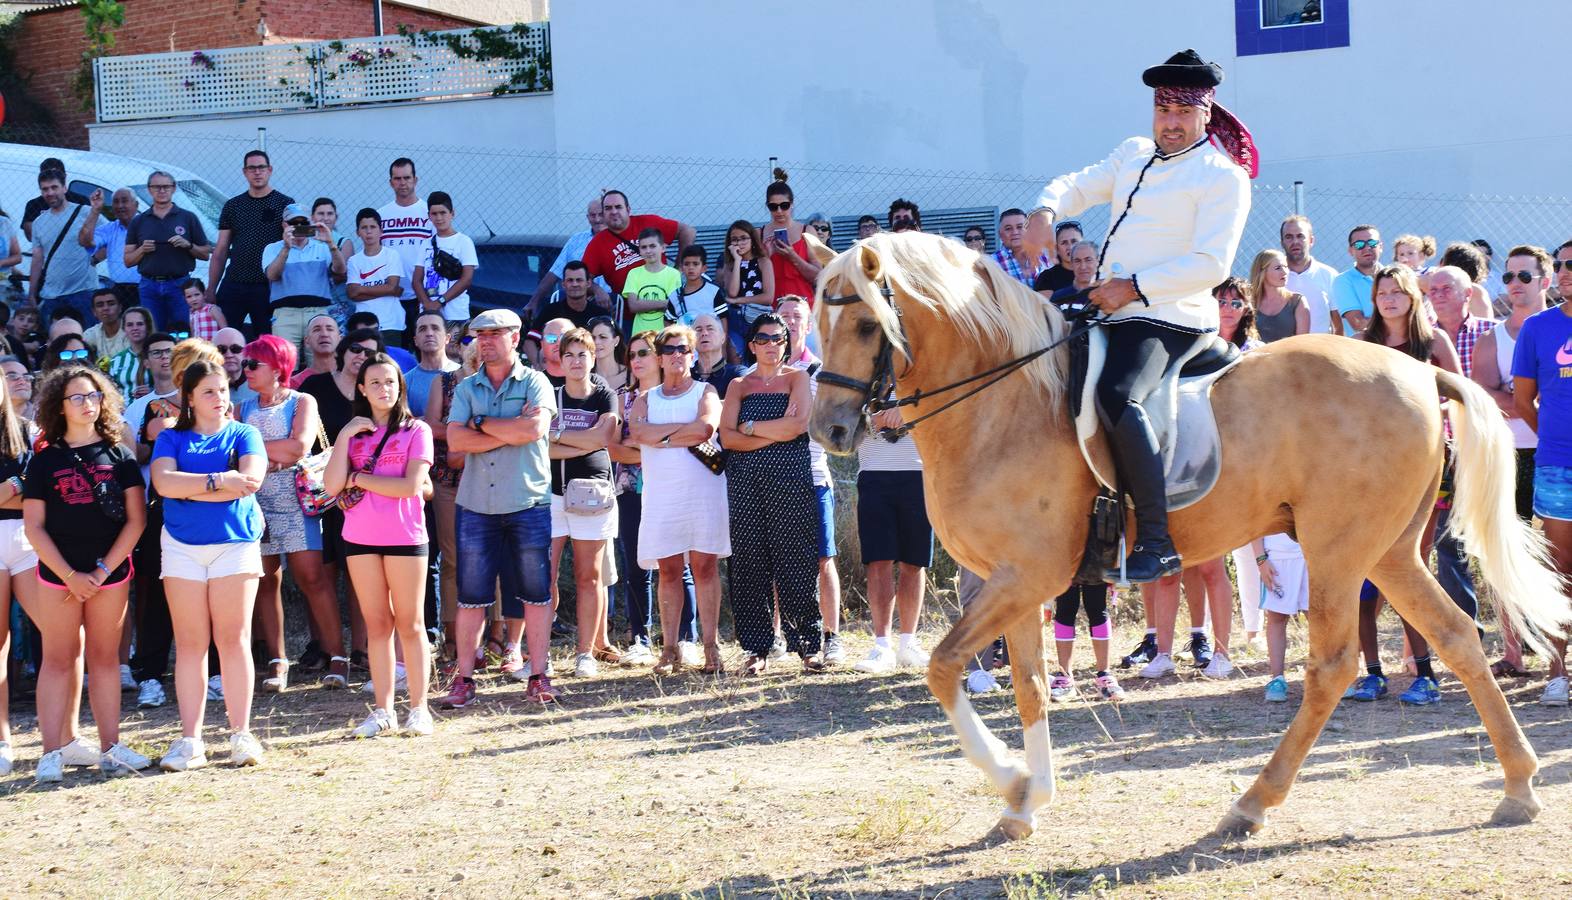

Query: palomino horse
806,231,1569,841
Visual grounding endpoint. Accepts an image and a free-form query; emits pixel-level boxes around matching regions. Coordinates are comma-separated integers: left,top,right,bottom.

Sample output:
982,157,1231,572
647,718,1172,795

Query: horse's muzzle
809,402,865,456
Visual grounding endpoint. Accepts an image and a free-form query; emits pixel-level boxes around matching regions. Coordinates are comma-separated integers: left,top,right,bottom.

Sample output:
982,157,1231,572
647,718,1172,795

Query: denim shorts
455,504,551,618
815,482,836,559
1533,465,1572,522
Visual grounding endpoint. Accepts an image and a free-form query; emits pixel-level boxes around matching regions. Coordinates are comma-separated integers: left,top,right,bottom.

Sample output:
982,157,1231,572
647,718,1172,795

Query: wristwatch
660,435,671,446
741,420,755,437
470,415,486,430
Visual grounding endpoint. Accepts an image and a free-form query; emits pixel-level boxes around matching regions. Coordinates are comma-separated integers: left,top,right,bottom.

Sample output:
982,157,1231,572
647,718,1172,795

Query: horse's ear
857,243,883,282
803,231,836,267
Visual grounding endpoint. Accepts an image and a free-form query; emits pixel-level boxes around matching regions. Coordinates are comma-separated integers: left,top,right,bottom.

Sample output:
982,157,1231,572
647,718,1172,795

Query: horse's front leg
992,608,1054,841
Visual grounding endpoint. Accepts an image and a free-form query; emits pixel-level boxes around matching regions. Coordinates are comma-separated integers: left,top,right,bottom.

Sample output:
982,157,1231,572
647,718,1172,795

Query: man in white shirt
378,157,431,344
1279,214,1341,336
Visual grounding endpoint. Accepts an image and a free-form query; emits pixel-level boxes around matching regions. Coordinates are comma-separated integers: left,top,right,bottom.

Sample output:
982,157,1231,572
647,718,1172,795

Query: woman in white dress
625,324,729,674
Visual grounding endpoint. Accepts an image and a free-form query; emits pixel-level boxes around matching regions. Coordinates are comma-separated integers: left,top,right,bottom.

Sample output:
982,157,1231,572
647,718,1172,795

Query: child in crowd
1255,533,1310,702
669,244,725,328
344,208,409,346
411,191,478,330
1049,583,1125,702
182,278,227,342
622,228,680,336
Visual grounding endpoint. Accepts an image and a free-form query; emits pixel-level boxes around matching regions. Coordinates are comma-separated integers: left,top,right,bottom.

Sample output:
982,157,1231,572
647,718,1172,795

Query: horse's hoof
986,813,1036,842
1490,794,1541,826
1213,808,1265,839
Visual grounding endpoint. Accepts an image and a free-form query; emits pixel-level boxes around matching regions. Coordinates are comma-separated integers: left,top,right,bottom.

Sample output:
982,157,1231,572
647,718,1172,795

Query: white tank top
1493,320,1538,449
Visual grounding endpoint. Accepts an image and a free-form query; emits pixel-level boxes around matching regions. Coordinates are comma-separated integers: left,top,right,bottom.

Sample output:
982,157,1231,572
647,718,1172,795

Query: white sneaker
230,731,265,767
206,675,224,701
574,652,598,677
517,657,553,680
361,666,409,694
1540,676,1569,707
59,737,99,767
0,740,12,777
854,645,896,674
965,669,1000,694
403,706,435,737
619,642,654,666
136,678,166,709
119,664,136,691
99,742,151,776
1139,653,1177,679
678,641,703,668
351,708,399,739
895,642,930,669
160,737,207,772
35,749,63,784
1202,651,1234,680
822,633,848,666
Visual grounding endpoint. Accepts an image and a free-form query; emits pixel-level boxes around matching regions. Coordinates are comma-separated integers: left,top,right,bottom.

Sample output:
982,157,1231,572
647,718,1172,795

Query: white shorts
550,492,618,542
0,519,38,576
1259,534,1309,616
161,528,264,582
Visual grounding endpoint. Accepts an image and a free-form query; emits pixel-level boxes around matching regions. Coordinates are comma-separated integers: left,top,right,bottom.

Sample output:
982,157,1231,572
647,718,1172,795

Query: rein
818,280,1103,439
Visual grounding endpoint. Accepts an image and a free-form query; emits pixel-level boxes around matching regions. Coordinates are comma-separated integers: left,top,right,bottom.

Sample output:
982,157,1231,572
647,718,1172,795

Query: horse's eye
857,320,879,338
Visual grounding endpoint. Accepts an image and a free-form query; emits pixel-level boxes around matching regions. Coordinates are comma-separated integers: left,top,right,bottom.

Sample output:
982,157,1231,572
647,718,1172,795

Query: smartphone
292,223,314,237
773,228,789,246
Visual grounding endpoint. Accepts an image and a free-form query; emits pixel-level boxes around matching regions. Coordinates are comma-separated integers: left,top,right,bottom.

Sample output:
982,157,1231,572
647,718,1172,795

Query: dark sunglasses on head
1503,270,1538,285
1350,239,1380,250
216,343,245,355
767,201,792,212
241,358,262,371
658,344,690,355
749,333,787,345
1053,220,1082,234
58,349,90,361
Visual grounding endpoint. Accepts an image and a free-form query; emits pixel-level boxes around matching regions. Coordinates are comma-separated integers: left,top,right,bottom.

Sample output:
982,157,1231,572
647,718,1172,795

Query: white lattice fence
95,45,319,122
319,24,550,107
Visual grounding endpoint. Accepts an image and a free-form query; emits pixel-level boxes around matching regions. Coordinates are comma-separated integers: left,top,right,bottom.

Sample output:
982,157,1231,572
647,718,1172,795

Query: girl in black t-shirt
22,365,148,782
548,328,619,676
0,367,33,778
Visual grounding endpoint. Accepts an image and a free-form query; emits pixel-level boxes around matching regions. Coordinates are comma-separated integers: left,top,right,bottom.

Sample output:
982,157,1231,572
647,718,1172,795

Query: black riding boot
1102,404,1182,584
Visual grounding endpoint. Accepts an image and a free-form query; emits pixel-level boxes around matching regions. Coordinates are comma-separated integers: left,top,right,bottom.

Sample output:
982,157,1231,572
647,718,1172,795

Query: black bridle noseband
816,280,1102,439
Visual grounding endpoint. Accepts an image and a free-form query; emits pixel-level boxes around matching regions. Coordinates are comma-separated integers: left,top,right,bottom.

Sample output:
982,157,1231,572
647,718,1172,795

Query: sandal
592,646,622,664
1490,659,1531,679
741,655,767,677
702,644,725,676
321,656,350,688
800,654,827,674
261,658,290,693
653,648,681,676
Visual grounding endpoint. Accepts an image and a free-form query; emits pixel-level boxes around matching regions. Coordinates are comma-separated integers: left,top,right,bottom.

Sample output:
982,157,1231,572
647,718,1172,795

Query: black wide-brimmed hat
1141,49,1224,89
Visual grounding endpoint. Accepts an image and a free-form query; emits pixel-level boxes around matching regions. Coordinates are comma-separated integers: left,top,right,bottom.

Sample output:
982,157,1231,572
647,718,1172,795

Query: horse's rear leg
989,610,1054,841
1373,557,1543,824
1217,573,1361,837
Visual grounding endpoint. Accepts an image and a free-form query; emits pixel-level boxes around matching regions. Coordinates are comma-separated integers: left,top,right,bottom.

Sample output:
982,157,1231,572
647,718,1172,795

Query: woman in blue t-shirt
149,359,268,772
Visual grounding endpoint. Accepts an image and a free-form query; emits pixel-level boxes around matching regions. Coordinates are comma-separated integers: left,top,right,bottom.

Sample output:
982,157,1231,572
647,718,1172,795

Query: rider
1024,49,1254,583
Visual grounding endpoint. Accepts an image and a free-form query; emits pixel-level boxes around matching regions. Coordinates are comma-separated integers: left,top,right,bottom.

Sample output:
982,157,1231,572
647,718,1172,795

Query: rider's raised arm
1125,161,1249,308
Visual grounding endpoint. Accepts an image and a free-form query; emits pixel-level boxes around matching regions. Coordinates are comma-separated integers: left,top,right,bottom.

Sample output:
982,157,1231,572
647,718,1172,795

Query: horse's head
808,236,902,455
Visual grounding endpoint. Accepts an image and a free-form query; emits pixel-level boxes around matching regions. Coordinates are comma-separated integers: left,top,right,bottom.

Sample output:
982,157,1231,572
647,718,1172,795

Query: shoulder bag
293,408,338,517
556,386,616,515
70,446,127,524
430,232,465,281
337,425,398,512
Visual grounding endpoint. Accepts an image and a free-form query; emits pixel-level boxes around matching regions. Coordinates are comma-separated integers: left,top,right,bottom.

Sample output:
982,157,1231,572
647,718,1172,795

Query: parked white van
0,143,227,290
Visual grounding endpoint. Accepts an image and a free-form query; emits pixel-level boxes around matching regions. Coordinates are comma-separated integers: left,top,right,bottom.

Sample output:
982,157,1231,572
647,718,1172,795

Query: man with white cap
1024,48,1254,584
440,307,559,707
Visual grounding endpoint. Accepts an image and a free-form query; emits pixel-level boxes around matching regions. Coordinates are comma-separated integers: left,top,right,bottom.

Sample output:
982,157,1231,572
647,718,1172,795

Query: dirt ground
3,609,1571,899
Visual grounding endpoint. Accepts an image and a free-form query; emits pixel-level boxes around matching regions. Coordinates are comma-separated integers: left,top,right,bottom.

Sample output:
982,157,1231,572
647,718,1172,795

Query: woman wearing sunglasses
22,365,149,783
40,334,92,376
763,169,821,305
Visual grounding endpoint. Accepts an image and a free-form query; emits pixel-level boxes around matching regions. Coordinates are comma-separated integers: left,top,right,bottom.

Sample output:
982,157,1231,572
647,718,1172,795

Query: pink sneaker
525,674,559,704
1049,673,1075,703
440,676,476,710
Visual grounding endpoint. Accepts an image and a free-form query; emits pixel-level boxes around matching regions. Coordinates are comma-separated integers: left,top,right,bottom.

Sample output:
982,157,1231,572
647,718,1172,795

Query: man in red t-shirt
580,190,695,326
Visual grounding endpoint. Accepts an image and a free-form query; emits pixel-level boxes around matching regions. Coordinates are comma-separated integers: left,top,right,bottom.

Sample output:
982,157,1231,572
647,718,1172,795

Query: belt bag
563,477,615,516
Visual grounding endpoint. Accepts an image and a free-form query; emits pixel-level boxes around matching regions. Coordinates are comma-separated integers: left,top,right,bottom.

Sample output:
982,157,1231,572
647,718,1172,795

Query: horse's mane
818,231,1068,404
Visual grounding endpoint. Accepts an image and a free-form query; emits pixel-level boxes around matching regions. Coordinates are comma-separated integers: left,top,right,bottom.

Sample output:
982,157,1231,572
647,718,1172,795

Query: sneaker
136,678,167,709
854,645,896,674
574,652,598,677
360,666,409,695
1138,652,1176,679
895,642,930,669
35,749,64,784
59,737,99,767
159,737,207,772
351,708,399,739
1539,676,1569,707
1188,633,1213,669
1120,634,1158,669
525,674,559,704
619,641,655,666
1201,650,1234,680
403,706,435,737
767,633,788,661
100,742,151,776
1399,676,1441,706
230,732,265,767
0,741,11,777
965,669,1000,695
678,641,703,668
1095,672,1126,702
517,656,553,680
440,677,476,710
822,633,847,666
206,675,224,701
119,663,137,691
1049,673,1075,703
1345,673,1389,702
1264,675,1289,703
500,643,525,680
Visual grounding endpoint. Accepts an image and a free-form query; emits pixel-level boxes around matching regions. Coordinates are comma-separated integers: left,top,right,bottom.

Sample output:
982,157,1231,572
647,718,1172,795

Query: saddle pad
1073,327,1243,511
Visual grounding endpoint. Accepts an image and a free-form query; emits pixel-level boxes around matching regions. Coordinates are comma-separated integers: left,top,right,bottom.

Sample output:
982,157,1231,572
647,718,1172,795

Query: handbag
687,439,727,476
337,425,397,512
430,233,465,281
563,476,616,516
70,447,127,524
293,418,337,517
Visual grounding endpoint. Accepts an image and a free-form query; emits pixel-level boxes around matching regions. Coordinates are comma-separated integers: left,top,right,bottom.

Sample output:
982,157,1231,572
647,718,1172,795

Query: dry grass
4,611,1572,899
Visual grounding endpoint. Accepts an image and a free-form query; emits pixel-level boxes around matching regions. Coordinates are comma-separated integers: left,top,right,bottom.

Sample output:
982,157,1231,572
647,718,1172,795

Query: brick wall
13,0,479,147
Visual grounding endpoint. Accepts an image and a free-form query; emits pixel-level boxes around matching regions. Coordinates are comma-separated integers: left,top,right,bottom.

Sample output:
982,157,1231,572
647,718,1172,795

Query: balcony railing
94,22,551,123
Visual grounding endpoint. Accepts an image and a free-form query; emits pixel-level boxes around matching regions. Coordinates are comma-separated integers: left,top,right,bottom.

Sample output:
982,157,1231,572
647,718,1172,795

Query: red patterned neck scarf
1154,85,1258,179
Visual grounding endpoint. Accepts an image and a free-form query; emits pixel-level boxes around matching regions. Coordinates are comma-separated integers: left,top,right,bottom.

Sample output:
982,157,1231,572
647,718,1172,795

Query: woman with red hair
236,334,346,690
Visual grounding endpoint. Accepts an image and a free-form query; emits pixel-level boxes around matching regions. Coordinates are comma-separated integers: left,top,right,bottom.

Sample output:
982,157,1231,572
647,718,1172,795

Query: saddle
1069,326,1243,511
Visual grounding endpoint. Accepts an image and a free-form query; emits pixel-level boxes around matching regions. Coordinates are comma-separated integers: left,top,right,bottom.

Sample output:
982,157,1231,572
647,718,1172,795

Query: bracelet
1255,553,1270,564
95,559,112,576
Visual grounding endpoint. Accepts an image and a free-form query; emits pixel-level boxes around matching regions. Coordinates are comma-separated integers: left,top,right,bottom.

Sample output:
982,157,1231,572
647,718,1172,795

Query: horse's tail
1438,370,1570,653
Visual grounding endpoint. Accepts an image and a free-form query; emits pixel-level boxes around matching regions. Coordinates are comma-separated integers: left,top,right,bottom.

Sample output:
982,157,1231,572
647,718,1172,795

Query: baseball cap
282,203,309,223
469,308,522,331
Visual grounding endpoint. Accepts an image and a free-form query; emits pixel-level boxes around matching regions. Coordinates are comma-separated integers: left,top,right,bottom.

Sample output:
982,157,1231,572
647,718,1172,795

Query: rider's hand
1088,278,1140,313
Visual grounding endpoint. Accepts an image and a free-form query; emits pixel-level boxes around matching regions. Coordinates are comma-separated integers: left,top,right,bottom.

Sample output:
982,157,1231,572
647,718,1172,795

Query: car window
68,179,110,203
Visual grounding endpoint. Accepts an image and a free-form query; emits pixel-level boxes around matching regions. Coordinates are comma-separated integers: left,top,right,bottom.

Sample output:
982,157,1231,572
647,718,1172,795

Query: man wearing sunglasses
1332,225,1382,335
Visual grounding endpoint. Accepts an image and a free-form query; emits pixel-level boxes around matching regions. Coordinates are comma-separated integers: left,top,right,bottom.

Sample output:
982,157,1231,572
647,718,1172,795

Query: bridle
817,279,1103,439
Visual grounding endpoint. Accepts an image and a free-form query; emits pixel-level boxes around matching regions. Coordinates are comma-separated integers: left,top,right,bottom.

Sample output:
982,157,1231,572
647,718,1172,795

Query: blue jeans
455,504,551,620
1432,507,1479,631
41,289,95,326
138,278,188,330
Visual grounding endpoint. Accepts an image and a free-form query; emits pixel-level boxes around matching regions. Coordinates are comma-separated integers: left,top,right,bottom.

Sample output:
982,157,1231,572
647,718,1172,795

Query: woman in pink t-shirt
325,352,434,739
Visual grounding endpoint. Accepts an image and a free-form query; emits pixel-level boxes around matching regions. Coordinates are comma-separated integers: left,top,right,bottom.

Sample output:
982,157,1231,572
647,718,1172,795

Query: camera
291,222,314,238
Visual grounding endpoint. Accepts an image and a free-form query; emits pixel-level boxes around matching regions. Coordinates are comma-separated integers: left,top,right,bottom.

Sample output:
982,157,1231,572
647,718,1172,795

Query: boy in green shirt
621,228,681,336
